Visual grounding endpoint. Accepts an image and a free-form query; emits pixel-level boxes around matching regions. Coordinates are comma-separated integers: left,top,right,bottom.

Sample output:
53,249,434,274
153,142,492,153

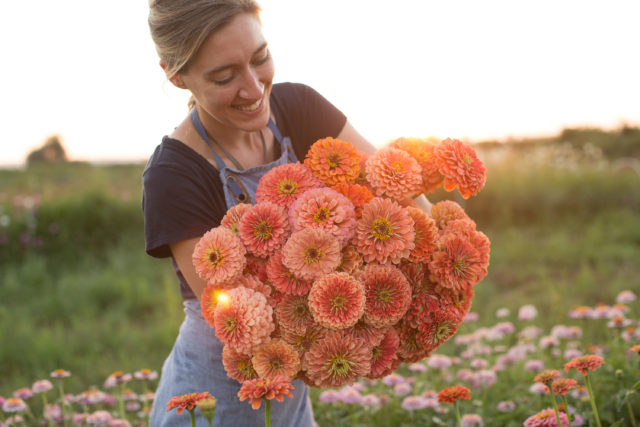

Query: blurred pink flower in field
12,388,32,399
495,308,510,318
5,415,24,425
401,395,428,410
493,321,515,334
464,312,479,322
86,410,114,424
470,358,489,369
427,354,452,370
408,363,427,372
126,401,141,412
133,369,158,381
474,370,497,389
318,390,340,403
73,413,89,425
461,413,484,427
564,349,583,359
571,386,589,399
590,304,610,319
493,345,507,353
393,382,412,396
496,400,516,412
519,326,543,340
44,403,62,422
2,397,27,412
524,408,569,427
32,380,53,394
457,368,475,383
568,306,592,319
382,373,406,386
529,383,549,395
104,372,132,389
616,290,636,304
539,336,560,349
337,386,362,404
518,305,538,321
564,354,605,375
360,394,381,406
607,316,632,328
551,325,582,339
525,360,545,372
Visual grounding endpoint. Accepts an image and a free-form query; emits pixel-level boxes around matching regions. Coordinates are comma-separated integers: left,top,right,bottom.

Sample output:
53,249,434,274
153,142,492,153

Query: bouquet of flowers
192,136,490,395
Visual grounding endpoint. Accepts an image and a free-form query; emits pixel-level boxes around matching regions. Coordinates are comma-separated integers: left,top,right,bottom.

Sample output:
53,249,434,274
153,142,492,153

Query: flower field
1,127,639,425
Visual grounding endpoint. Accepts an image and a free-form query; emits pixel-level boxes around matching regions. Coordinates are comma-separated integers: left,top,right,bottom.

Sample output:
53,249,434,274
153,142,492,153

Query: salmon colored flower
355,197,415,265
220,203,252,234
281,324,327,360
524,408,570,427
437,386,471,404
244,255,269,283
395,320,430,363
222,345,258,383
429,235,483,293
433,138,486,199
441,218,491,282
304,330,372,388
238,202,290,258
417,307,460,351
365,147,422,201
406,206,438,263
337,244,363,275
282,229,341,282
308,272,365,330
430,200,470,230
255,162,323,209
368,327,400,379
304,137,362,186
344,319,387,347
266,251,313,296
201,284,229,327
275,294,315,334
50,369,71,378
630,344,640,354
358,264,412,328
534,370,562,384
390,136,443,194
564,355,605,375
237,376,294,410
213,286,274,355
288,188,357,246
166,392,213,415
551,378,578,395
192,226,246,287
252,339,301,380
2,397,27,413
330,183,373,218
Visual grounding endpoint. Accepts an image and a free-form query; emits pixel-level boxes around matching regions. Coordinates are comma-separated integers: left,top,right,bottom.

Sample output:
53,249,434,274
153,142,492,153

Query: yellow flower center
371,217,393,241
294,303,309,318
269,358,283,370
328,355,352,377
304,247,324,264
463,153,474,165
331,295,346,308
313,207,331,222
327,153,342,169
206,248,224,267
377,288,392,303
224,317,237,333
254,221,273,241
371,346,382,362
278,179,298,195
237,361,256,377
392,161,404,172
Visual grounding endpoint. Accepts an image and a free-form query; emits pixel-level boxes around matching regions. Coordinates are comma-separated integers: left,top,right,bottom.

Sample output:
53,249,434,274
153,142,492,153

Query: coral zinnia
255,162,323,209
406,206,438,263
337,244,363,275
266,251,313,296
433,138,486,199
220,203,252,234
201,284,230,328
192,226,246,287
368,327,400,379
551,378,578,395
390,136,443,194
358,264,411,328
365,147,422,201
238,202,290,258
308,272,365,330
417,307,460,352
330,182,373,219
276,294,315,334
281,324,327,360
534,370,562,384
344,319,387,347
304,137,362,186
437,386,471,404
304,330,372,388
430,200,470,230
523,408,570,427
166,392,213,415
564,354,605,375
213,286,275,355
395,320,431,363
237,376,294,410
251,339,301,380
355,197,415,265
429,235,484,293
282,229,341,282
222,345,258,384
244,255,269,283
288,188,357,246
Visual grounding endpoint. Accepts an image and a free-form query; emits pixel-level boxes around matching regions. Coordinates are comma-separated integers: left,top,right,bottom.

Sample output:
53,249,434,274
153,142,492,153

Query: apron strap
190,108,232,170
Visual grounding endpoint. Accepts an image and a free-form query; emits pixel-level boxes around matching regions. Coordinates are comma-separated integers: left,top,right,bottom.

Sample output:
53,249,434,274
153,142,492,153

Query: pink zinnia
358,264,411,328
266,251,313,296
534,370,561,384
365,147,423,201
337,244,363,275
304,330,372,388
252,338,301,379
442,218,491,283
276,294,315,334
355,197,415,265
564,354,605,375
390,136,443,195
330,182,374,219
429,235,483,293
281,324,327,360
430,200,469,230
2,397,27,413
238,202,290,258
32,380,53,394
192,226,246,287
255,162,323,209
282,229,341,282
433,138,486,199
417,307,460,352
395,321,431,363
213,286,275,355
368,327,400,379
237,376,294,410
166,392,213,415
289,188,357,246
308,272,365,330
222,345,258,383
524,408,570,427
244,254,269,283
344,319,387,347
406,206,438,263
220,203,252,234
551,378,579,395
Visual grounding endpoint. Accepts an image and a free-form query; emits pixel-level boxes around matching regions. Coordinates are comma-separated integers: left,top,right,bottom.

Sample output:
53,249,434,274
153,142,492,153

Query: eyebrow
203,42,268,78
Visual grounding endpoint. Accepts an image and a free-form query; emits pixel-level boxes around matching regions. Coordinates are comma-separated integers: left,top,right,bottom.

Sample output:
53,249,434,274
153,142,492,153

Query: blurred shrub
26,134,68,166
560,125,640,159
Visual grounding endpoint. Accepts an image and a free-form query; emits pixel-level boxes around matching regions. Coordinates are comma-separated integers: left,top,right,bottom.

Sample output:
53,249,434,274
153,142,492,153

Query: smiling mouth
234,97,263,112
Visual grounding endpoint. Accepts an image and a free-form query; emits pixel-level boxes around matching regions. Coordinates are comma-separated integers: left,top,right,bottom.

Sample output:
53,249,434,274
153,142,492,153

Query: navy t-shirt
142,82,347,299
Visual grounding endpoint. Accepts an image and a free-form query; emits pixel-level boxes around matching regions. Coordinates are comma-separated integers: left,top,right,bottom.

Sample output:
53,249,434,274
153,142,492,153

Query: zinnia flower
275,294,315,335
304,137,362,186
534,370,562,384
355,197,415,265
390,136,443,194
308,272,365,330
281,324,327,360
406,206,438,263
429,234,483,293
282,229,341,282
430,200,469,230
288,188,356,246
344,319,387,347
433,138,486,199
166,392,213,415
368,327,400,379
358,263,412,328
237,376,294,410
255,162,323,209
437,385,471,404
365,147,422,201
564,354,605,375
201,285,229,327
395,321,431,363
266,251,313,296
337,244,363,275
252,338,301,379
304,330,372,388
238,202,290,258
192,226,246,287
32,380,53,394
50,369,71,378
222,345,258,383
551,378,578,395
2,397,27,413
330,182,373,218
220,203,252,234
244,255,269,283
213,286,275,355
523,408,570,427
417,307,460,352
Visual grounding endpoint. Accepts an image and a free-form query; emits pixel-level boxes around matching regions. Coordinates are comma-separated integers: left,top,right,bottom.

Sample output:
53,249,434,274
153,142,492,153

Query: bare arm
170,237,208,300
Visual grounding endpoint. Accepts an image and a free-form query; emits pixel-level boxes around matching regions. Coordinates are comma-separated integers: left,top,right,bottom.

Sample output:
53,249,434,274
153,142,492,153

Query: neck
196,104,265,151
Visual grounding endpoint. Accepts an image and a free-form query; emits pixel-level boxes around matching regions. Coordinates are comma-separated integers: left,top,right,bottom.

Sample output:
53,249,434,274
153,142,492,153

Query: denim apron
149,109,314,427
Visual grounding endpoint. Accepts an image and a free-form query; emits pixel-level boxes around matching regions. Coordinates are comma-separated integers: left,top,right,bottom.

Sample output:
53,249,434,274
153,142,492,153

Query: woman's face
178,13,274,133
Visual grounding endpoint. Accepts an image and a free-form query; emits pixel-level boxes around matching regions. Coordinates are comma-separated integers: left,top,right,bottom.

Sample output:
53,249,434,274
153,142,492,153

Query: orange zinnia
437,385,471,404
304,137,361,186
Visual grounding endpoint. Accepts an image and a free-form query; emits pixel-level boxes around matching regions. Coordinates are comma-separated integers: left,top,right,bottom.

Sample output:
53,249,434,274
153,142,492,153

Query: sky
1,0,639,167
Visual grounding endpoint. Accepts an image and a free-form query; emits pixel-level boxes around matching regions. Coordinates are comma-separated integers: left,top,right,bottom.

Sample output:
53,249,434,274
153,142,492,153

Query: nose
238,68,264,100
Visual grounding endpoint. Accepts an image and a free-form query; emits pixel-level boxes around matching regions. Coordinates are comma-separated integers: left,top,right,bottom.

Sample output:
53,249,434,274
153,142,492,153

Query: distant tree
27,135,68,165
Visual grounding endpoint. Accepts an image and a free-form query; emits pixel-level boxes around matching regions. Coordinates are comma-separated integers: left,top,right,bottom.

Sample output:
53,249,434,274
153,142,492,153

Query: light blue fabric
150,113,313,426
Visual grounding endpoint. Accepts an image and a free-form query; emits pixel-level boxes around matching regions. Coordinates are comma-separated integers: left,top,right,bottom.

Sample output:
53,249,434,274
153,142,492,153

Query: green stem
189,408,196,427
584,373,602,427
57,381,67,427
454,401,462,427
627,398,638,427
265,399,271,427
546,383,563,427
207,416,214,427
562,395,573,427
41,394,54,427
118,383,126,421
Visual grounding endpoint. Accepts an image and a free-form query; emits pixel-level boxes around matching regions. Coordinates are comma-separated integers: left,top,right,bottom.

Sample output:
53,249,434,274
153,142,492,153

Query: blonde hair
148,0,261,79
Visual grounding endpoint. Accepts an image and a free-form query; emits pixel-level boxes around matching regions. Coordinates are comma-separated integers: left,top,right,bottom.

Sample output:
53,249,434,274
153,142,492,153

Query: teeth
236,98,261,112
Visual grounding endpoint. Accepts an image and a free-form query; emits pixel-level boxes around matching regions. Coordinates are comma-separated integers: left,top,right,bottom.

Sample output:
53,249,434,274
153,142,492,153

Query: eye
211,72,235,85
252,49,271,65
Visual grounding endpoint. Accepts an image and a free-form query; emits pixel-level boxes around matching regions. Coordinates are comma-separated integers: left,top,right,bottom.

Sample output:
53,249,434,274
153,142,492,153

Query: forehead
190,13,266,71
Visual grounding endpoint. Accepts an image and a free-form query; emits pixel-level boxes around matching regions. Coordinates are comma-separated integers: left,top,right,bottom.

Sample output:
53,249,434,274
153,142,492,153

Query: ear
160,62,188,89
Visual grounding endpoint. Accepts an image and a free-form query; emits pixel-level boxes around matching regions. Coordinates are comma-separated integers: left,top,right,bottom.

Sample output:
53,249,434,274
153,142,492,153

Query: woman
143,1,378,425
